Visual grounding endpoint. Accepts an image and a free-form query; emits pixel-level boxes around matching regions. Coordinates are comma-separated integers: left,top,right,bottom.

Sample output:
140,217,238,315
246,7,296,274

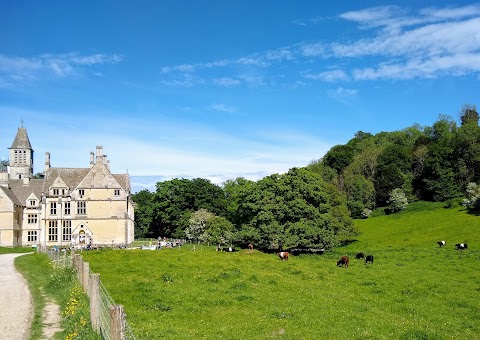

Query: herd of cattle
274,240,469,268
437,240,468,250
335,253,374,268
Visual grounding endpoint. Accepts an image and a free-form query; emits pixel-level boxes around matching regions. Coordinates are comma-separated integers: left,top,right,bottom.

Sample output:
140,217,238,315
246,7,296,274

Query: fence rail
40,247,136,340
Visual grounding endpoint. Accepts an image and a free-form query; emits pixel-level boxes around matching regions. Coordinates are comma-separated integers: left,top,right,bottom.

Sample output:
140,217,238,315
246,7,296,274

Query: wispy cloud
159,73,205,87
303,69,349,82
0,106,331,181
213,77,241,87
0,53,122,86
327,87,358,103
209,103,236,113
156,4,480,86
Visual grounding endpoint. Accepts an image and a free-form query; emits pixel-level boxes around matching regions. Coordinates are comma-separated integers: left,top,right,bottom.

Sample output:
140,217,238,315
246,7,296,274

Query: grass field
82,202,480,339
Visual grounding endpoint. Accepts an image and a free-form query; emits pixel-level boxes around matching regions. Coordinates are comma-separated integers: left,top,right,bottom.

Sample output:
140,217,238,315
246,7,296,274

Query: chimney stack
90,152,94,168
95,146,103,164
44,152,51,173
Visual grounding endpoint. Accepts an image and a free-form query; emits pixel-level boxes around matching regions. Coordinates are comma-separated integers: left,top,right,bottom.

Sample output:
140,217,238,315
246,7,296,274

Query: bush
387,188,408,213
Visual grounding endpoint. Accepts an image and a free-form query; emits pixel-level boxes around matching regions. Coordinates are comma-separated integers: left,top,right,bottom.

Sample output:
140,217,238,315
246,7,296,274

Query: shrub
387,188,408,213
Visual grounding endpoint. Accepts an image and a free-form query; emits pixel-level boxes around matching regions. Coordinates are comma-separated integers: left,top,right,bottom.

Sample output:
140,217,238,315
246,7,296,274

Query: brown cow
337,256,349,268
277,251,289,261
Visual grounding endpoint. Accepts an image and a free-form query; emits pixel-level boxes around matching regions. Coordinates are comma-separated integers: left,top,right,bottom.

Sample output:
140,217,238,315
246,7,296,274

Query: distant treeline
132,104,480,250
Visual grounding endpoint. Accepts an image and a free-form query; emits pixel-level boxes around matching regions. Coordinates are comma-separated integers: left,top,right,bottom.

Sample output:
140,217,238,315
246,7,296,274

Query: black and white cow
455,243,468,250
355,252,365,259
365,255,374,263
437,240,446,247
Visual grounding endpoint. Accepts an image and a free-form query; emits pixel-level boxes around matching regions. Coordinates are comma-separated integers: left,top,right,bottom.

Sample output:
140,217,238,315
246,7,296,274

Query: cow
365,255,374,263
355,252,365,259
277,251,289,261
337,256,349,268
455,243,468,250
248,243,254,250
437,241,446,247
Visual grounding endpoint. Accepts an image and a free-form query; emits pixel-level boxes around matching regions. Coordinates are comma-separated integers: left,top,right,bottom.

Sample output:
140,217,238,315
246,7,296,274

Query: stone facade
0,126,135,247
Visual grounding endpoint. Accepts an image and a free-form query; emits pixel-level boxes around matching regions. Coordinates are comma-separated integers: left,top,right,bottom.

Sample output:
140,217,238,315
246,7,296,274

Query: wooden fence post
78,256,83,283
89,273,101,333
110,304,125,340
83,262,90,294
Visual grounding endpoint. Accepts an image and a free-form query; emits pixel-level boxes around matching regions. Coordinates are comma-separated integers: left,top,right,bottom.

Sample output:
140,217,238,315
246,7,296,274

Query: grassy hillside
82,202,480,339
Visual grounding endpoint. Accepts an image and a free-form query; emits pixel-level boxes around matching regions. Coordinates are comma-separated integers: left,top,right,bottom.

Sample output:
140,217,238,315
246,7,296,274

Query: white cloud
300,42,326,57
213,77,241,87
420,5,480,20
0,52,121,85
235,57,270,67
209,103,236,113
353,53,480,80
159,73,205,87
160,63,196,73
327,87,358,103
303,69,349,82
265,47,295,61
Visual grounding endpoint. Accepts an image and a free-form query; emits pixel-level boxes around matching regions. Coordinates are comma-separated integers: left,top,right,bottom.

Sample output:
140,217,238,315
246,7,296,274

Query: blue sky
1,1,479,192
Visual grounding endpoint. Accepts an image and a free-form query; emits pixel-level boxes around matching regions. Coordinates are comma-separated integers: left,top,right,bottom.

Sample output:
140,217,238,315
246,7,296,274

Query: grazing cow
437,241,446,247
355,252,365,259
365,255,374,263
277,251,289,261
248,243,254,250
337,256,349,268
455,243,468,250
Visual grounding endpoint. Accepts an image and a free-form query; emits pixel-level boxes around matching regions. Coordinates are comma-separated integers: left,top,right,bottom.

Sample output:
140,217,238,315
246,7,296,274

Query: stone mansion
0,126,135,247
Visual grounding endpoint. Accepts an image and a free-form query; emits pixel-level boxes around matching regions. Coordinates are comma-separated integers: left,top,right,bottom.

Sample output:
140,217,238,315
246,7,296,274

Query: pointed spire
9,126,32,149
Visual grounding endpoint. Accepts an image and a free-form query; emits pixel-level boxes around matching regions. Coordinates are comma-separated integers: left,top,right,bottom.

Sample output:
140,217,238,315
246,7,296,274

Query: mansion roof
2,165,131,207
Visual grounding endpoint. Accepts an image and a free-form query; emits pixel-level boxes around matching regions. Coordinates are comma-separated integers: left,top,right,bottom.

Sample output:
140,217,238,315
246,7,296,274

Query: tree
460,104,479,126
387,188,408,213
322,144,354,174
374,144,412,206
153,178,227,238
0,160,8,172
131,190,156,238
185,209,214,243
236,168,355,250
222,177,254,228
462,182,480,210
204,216,234,245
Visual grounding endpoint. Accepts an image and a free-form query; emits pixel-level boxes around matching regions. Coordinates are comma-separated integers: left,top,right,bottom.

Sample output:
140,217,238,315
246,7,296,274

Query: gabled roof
0,186,22,206
9,127,32,149
49,176,69,190
43,168,90,191
113,174,131,193
76,161,122,190
8,179,44,206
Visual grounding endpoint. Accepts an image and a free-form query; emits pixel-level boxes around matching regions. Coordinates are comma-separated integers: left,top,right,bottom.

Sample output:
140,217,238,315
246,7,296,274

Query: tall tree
236,168,355,250
153,178,227,238
131,190,156,238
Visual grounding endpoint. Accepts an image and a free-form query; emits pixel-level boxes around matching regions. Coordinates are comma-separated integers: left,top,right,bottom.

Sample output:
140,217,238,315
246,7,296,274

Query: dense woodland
132,105,480,250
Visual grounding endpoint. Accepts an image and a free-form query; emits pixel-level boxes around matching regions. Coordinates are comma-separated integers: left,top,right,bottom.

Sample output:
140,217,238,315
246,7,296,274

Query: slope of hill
346,201,478,252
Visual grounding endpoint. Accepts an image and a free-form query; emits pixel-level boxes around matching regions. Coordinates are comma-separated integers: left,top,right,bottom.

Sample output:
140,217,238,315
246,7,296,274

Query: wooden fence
41,247,136,340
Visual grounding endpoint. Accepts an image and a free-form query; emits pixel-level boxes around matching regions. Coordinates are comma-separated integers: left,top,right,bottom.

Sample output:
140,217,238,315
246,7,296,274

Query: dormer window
114,189,120,197
53,189,59,196
29,200,36,207
79,189,85,197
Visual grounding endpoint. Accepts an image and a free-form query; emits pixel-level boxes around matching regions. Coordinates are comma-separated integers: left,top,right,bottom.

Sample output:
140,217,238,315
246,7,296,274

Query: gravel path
0,253,33,340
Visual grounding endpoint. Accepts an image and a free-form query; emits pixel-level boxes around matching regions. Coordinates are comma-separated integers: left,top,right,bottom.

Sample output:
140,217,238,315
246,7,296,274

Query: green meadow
82,202,480,339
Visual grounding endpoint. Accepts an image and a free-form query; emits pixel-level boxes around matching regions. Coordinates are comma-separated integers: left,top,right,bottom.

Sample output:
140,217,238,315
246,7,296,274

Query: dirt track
0,253,33,340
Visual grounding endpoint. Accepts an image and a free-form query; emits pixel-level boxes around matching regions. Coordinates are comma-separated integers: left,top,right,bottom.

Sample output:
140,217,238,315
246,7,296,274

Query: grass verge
14,252,101,340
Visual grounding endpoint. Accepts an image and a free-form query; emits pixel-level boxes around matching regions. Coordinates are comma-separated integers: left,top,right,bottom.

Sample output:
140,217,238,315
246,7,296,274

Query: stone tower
8,126,34,179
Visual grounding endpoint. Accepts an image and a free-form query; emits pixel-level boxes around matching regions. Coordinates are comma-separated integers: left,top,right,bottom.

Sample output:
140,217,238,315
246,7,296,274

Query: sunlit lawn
82,203,480,339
